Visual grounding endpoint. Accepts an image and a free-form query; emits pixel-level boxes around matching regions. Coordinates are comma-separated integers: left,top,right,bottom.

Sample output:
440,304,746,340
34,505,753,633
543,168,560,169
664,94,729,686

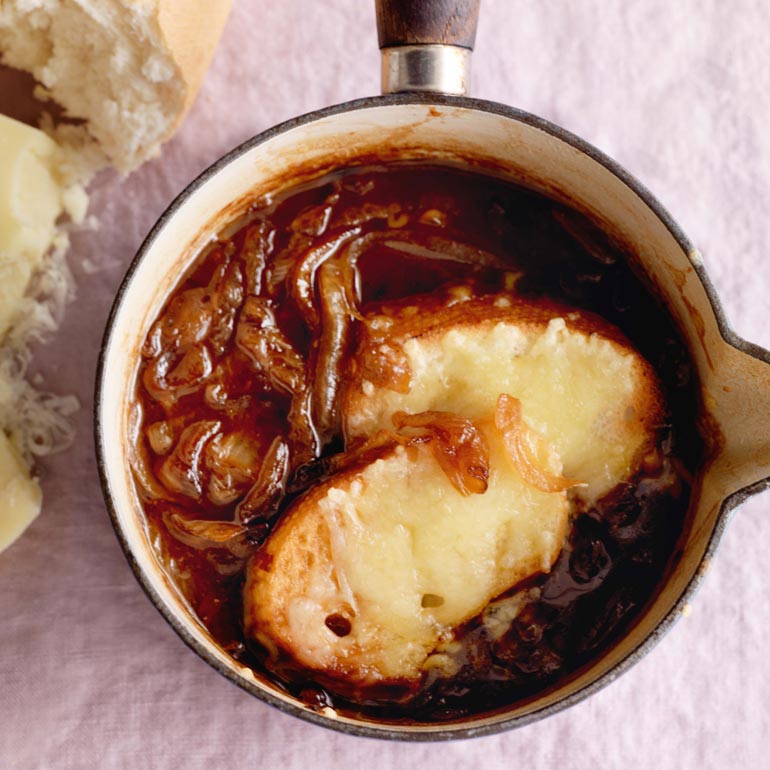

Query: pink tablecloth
2,1,769,767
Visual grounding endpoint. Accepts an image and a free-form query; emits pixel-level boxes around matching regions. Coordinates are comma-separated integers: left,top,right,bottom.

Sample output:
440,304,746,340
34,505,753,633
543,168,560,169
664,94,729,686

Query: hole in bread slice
244,416,568,688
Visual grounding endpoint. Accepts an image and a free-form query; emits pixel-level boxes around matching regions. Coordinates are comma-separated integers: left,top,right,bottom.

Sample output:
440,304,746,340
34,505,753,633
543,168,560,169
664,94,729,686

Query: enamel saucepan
95,0,770,740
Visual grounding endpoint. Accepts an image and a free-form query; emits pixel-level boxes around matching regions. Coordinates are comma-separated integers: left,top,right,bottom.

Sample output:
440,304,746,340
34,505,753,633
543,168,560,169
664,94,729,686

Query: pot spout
704,339,770,499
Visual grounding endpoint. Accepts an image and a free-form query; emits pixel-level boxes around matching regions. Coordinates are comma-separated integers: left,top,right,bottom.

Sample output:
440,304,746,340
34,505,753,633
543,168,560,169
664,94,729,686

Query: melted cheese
346,313,661,502
245,424,568,684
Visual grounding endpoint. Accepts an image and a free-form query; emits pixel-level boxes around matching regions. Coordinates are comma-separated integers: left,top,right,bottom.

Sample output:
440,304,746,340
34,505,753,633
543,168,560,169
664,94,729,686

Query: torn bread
343,291,664,502
244,419,568,687
0,0,233,175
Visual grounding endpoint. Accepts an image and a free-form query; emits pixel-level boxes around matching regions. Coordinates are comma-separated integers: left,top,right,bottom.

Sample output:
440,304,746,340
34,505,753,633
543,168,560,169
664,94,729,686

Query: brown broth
132,164,701,722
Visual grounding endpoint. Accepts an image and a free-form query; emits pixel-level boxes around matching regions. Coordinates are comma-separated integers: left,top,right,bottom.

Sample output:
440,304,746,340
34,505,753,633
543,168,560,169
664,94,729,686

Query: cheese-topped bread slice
244,415,569,687
343,291,664,502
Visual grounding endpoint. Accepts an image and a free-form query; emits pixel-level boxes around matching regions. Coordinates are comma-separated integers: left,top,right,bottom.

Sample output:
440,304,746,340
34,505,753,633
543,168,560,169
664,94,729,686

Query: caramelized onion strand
207,259,245,354
392,410,490,496
157,420,222,500
237,436,291,524
382,233,507,270
310,261,360,446
236,297,306,395
241,220,275,296
128,403,168,500
168,514,247,543
494,394,582,493
164,511,253,559
288,227,362,329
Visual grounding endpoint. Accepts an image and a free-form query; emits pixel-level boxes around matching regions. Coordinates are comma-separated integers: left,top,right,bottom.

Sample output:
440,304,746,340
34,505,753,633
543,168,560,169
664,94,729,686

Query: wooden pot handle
376,0,481,50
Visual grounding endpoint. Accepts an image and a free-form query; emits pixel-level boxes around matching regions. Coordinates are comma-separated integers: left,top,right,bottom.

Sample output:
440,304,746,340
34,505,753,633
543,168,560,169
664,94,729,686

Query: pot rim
94,92,770,741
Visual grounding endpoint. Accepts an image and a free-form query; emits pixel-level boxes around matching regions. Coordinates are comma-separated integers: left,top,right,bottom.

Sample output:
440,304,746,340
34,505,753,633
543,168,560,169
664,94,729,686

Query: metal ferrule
381,44,472,96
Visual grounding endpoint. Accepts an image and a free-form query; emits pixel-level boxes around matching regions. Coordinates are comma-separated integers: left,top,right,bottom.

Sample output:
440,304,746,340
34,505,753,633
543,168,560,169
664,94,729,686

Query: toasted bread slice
244,422,568,687
343,291,664,502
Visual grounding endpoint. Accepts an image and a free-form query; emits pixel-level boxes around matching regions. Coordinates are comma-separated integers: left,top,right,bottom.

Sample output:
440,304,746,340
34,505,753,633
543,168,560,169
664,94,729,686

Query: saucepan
95,0,770,740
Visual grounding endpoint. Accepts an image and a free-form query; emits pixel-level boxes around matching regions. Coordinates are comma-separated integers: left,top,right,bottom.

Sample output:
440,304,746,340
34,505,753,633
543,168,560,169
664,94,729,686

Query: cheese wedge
0,432,42,554
0,115,87,554
344,293,663,502
245,422,568,686
0,114,86,339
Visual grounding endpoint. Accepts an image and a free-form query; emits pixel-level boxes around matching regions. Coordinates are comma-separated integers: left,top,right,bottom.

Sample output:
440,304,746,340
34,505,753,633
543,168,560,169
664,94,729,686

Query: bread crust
244,431,569,690
0,0,233,172
155,0,233,135
342,290,665,501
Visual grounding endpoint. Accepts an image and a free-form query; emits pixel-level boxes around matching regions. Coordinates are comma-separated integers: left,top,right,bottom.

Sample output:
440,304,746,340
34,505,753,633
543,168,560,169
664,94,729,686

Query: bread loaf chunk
344,293,663,502
244,421,569,686
0,0,233,173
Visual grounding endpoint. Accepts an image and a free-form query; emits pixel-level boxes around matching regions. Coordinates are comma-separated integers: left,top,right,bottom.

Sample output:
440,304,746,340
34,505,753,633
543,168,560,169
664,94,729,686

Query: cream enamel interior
98,102,770,734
